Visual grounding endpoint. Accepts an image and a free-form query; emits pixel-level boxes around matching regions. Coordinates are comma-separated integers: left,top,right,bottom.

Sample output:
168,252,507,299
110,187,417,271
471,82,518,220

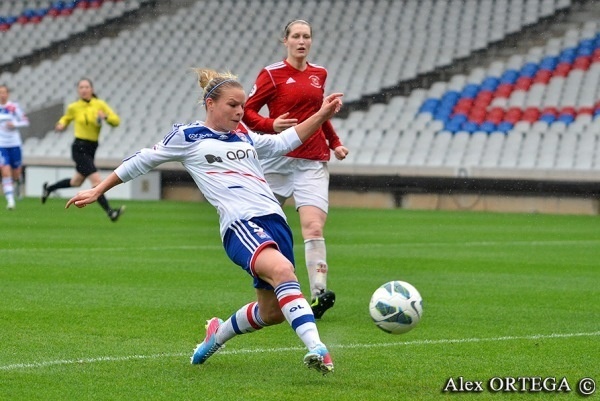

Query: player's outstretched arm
65,172,123,209
294,93,343,143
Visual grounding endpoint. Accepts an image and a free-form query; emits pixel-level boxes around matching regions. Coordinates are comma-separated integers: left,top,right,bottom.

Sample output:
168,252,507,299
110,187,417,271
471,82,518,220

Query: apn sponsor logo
227,149,257,161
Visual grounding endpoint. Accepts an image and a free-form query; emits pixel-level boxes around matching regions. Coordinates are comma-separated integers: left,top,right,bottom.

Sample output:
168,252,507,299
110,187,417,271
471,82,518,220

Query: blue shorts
0,146,22,169
223,214,295,290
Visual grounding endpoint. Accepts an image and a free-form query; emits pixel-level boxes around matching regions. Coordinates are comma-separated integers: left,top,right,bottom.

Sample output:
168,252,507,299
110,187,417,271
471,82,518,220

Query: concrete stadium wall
158,178,600,215
24,166,160,201
22,162,600,215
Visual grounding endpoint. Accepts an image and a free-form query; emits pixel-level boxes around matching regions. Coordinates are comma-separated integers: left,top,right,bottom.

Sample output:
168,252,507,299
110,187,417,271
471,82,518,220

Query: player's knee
302,221,324,238
270,261,297,285
304,229,324,240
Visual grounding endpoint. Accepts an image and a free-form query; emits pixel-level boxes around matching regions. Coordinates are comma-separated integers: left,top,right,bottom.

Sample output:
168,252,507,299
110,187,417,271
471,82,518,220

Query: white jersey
0,101,29,148
115,121,302,238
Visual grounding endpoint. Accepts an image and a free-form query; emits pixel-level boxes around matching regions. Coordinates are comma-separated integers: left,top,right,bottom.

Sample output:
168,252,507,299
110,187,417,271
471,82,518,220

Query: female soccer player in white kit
0,84,29,210
66,69,343,375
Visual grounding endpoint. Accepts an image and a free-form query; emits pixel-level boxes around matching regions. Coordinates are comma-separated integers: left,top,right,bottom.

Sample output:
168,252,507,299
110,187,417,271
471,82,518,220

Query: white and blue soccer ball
369,280,423,334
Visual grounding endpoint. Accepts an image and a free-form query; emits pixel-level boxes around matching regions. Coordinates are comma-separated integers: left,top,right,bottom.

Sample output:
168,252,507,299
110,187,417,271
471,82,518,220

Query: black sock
47,178,72,193
97,194,111,214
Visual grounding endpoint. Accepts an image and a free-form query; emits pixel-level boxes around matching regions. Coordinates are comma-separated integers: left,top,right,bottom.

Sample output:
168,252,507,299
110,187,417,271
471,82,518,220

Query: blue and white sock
216,302,267,345
276,281,322,350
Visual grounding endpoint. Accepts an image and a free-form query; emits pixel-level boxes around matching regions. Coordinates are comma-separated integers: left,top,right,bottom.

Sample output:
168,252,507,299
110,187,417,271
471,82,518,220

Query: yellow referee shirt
57,97,120,142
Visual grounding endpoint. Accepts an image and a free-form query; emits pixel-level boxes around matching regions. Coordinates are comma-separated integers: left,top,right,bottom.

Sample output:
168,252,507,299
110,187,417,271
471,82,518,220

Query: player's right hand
65,189,99,209
273,112,298,132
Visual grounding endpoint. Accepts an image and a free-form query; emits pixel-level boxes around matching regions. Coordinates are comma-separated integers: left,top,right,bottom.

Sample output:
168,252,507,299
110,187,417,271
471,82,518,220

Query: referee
42,78,124,222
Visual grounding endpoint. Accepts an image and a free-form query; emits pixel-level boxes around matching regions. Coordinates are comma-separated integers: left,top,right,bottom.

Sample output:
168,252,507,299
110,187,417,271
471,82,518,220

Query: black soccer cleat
109,205,126,222
41,182,50,204
311,290,336,319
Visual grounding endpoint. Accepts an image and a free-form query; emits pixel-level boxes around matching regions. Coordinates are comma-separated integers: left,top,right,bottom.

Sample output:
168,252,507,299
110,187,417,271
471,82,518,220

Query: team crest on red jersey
309,75,322,88
248,84,257,97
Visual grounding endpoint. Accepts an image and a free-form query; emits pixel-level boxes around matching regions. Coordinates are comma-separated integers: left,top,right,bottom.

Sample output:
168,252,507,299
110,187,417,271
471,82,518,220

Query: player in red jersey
243,19,349,319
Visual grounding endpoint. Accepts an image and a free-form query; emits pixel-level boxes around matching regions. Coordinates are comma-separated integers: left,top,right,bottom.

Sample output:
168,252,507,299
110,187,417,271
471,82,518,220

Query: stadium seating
0,0,146,65
398,21,600,171
417,32,600,135
3,0,600,179
331,15,599,172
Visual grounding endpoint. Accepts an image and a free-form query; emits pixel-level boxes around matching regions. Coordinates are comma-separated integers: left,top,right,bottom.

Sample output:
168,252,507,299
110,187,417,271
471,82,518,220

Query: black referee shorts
71,138,99,176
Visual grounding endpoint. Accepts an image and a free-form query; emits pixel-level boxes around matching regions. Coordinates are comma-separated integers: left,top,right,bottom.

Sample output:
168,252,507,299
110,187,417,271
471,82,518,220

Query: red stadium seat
495,83,513,98
573,56,591,70
553,62,571,77
533,69,552,84
522,107,540,122
515,76,532,90
453,98,474,114
541,107,558,118
486,107,505,124
504,107,522,124
560,106,576,116
468,106,487,123
474,90,493,108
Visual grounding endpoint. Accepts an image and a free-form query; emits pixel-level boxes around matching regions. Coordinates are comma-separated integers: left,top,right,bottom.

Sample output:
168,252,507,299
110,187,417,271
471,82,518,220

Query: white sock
216,302,267,345
275,281,322,350
304,238,328,298
2,177,14,204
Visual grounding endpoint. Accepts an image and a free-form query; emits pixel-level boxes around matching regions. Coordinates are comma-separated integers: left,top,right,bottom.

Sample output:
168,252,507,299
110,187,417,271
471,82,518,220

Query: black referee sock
47,178,71,193
97,194,111,214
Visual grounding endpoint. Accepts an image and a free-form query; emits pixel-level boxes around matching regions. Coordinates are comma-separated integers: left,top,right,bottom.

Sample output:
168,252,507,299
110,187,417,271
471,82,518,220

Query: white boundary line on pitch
1,331,598,372
0,245,223,253
3,239,600,254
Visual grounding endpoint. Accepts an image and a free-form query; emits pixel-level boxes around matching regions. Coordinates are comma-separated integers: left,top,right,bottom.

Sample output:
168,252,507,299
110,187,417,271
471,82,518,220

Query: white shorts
261,157,330,213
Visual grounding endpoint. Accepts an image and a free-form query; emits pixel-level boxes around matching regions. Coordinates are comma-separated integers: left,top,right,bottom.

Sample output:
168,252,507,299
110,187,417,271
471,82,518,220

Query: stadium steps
336,0,598,118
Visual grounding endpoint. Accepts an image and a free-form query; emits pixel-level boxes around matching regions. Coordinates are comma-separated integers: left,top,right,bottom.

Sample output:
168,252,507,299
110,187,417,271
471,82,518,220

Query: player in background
42,78,125,222
66,69,343,375
0,84,29,210
243,19,349,319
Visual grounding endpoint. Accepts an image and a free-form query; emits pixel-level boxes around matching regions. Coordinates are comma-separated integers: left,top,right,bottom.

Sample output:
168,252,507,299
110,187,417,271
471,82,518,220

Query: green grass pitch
1,197,598,400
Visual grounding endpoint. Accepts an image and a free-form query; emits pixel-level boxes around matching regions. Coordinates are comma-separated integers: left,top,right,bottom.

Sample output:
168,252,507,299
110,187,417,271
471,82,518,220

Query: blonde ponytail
193,68,241,106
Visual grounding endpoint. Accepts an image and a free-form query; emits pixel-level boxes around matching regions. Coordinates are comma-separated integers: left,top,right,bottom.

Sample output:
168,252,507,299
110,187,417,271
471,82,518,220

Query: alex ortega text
443,376,572,393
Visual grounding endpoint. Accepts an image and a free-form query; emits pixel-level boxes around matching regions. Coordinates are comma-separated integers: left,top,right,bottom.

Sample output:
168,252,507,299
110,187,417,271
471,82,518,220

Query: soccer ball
369,280,423,334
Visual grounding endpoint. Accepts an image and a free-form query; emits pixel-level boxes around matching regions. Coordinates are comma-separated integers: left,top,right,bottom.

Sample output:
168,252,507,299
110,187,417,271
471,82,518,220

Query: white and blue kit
116,121,303,289
0,101,29,168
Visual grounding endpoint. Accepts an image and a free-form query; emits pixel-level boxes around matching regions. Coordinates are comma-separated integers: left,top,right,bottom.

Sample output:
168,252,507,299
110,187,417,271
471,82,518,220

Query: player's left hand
334,145,349,160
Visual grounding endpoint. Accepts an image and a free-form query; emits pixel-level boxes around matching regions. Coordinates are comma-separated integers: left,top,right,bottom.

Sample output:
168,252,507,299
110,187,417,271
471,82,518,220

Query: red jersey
243,60,342,161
